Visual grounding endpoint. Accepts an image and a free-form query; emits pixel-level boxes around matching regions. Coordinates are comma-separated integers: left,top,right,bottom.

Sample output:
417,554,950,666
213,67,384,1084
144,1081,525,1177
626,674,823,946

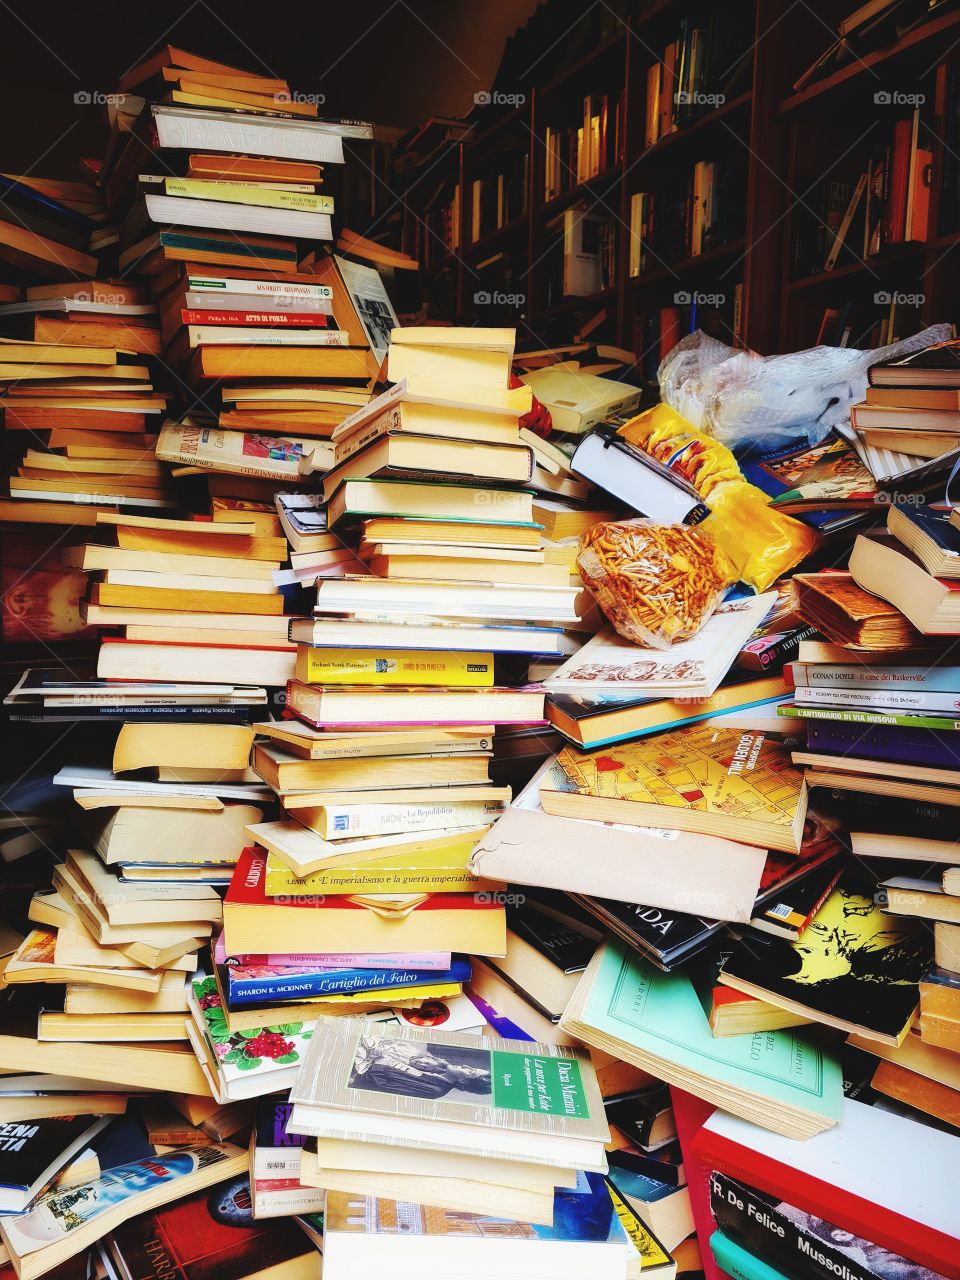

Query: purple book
807,719,960,769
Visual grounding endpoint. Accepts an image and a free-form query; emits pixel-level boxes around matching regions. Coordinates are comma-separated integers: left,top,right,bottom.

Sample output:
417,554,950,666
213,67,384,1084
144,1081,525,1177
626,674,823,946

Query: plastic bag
577,519,735,649
658,324,953,451
618,404,819,592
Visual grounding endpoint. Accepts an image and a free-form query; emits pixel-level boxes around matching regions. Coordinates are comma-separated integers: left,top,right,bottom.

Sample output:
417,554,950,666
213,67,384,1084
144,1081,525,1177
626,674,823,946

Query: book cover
189,975,314,1087
547,596,775,699
577,896,724,971
0,1115,106,1201
295,646,495,687
571,939,843,1121
779,703,960,732
719,870,928,1044
709,1172,946,1280
156,423,312,482
747,437,876,509
289,1017,608,1144
106,1175,314,1280
541,725,806,850
224,958,471,1006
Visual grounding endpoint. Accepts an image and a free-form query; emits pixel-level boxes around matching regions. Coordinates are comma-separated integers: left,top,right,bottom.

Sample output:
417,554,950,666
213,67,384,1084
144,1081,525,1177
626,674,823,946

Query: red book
885,117,913,245
670,1088,722,1280
224,847,506,957
692,1100,960,1280
180,309,335,326
105,1179,315,1280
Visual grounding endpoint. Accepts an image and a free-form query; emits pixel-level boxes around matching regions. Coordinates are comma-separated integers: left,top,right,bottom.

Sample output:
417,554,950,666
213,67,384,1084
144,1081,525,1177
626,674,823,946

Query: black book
709,1171,942,1280
506,902,596,974
603,1083,675,1151
572,894,725,971
718,867,929,1045
606,1140,684,1188
0,1114,109,1212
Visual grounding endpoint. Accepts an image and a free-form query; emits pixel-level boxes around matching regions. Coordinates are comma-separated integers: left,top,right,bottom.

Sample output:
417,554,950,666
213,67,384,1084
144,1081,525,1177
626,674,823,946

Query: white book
151,105,346,163
101,569,278,595
143,193,332,240
185,274,333,300
546,593,775,699
794,685,960,713
183,290,333,314
186,325,348,347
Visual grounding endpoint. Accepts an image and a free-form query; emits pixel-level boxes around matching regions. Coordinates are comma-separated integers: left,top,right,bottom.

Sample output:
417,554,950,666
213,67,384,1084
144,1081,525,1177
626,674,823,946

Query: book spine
226,962,468,1005
794,686,960,713
806,720,960,768
318,801,504,839
710,1172,893,1280
695,1132,960,1280
263,868,484,896
187,326,348,346
165,178,334,213
186,274,333,300
778,704,960,732
297,646,494,687
710,1231,792,1280
792,663,960,692
181,309,336,326
739,625,819,672
227,951,452,969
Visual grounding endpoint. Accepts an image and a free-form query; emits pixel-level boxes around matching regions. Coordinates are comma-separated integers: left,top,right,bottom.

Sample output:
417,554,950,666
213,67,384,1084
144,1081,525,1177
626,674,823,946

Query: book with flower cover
186,974,314,1102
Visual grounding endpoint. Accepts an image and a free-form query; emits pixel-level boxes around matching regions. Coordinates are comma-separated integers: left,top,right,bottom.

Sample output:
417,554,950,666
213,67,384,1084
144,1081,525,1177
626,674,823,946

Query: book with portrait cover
105,1175,316,1280
288,1018,609,1170
718,869,928,1045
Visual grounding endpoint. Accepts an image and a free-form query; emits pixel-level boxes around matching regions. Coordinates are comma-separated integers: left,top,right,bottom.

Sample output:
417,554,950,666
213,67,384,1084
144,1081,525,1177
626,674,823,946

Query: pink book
213,932,451,971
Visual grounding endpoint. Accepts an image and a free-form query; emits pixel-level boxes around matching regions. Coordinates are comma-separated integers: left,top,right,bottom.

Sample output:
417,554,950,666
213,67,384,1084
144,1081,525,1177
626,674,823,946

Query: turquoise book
711,1230,792,1280
560,939,844,1138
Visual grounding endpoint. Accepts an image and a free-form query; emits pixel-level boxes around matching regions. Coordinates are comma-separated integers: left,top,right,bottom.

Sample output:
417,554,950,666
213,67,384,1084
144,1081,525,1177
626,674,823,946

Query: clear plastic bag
658,325,953,451
577,519,735,649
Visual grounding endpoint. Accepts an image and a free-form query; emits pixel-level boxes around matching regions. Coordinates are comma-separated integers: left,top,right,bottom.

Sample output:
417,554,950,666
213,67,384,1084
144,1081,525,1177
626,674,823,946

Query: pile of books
3,33,960,1280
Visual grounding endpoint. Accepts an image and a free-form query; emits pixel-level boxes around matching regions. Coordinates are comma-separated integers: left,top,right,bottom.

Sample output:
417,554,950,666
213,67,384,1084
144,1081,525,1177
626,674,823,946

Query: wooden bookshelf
393,0,960,365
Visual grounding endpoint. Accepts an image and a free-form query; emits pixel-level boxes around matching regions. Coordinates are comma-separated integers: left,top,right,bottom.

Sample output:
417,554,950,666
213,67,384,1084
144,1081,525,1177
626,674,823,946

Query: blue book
806,718,960,769
225,957,472,1007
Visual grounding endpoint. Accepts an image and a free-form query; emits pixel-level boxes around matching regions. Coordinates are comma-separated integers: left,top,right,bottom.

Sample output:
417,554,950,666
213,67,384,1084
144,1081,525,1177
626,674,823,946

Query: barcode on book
767,903,792,919
333,816,349,832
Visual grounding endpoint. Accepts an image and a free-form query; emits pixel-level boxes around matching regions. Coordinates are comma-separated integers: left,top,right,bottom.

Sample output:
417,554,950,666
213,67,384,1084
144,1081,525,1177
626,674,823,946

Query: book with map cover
538,726,808,853
718,869,928,1046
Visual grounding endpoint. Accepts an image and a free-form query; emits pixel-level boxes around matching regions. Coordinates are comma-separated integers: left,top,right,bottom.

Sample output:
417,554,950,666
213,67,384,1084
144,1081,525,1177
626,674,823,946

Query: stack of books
71,510,296,694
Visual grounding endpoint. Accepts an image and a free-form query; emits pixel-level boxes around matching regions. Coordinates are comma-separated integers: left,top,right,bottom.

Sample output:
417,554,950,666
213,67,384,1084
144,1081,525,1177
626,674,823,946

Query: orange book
187,155,323,185
89,583,283,615
872,1059,960,1126
187,344,372,383
32,317,163,357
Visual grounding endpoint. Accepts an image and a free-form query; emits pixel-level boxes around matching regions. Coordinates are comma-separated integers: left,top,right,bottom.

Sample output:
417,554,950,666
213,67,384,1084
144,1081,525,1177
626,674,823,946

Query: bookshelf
392,0,960,369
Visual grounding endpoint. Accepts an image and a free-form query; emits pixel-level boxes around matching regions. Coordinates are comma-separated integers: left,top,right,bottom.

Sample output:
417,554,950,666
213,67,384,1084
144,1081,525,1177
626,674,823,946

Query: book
252,740,491,792
249,1100,325,1219
570,424,709,523
539,726,808,854
290,616,564,655
320,432,535,501
719,869,928,1045
850,532,960,634
470,758,768,923
560,941,843,1139
547,596,775,700
326,476,534,527
288,1016,609,1169
881,876,960,924
710,1170,949,1280
793,572,923,649
0,1144,247,1280
261,844,488,895
0,1115,109,1213
284,681,546,728
106,1175,318,1276
186,975,314,1103
321,1175,634,1280
294,645,494,687
223,847,507,957
694,1101,960,1280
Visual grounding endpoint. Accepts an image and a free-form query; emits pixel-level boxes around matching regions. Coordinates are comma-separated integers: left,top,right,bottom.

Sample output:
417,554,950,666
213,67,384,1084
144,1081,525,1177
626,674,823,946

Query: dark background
0,0,540,171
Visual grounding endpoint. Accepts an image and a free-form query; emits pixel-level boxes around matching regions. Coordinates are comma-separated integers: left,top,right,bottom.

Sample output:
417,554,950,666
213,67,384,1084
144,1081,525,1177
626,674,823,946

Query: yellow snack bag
617,403,819,592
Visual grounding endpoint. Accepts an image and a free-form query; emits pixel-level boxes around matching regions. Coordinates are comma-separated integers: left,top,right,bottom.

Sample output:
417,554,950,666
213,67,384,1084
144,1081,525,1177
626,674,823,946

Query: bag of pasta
577,518,736,649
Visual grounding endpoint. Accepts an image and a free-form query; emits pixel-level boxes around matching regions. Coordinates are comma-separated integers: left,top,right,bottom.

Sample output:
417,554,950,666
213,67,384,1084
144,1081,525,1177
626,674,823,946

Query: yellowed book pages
38,1011,190,1042
113,723,254,773
55,925,197,973
3,929,164,993
74,793,224,812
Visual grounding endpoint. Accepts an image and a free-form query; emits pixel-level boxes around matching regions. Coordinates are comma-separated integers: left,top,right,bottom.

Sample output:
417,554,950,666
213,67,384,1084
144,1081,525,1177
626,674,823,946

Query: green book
711,1230,792,1280
778,703,960,732
561,940,843,1138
